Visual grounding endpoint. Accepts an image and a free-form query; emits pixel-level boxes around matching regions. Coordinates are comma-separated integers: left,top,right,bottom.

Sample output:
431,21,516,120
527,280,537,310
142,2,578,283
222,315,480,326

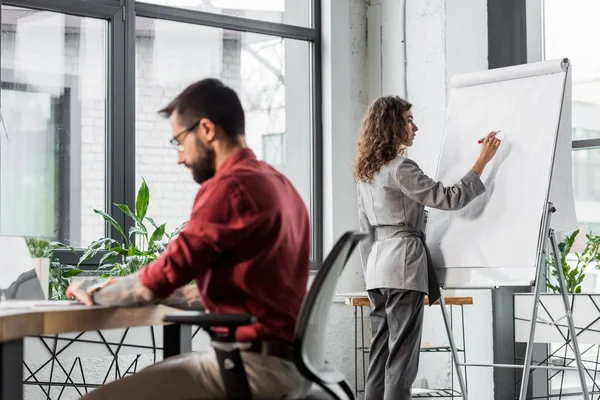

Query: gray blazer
357,156,486,293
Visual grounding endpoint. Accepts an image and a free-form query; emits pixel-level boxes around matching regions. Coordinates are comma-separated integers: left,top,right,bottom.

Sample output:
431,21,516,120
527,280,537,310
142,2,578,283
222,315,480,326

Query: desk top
0,301,178,343
338,292,473,307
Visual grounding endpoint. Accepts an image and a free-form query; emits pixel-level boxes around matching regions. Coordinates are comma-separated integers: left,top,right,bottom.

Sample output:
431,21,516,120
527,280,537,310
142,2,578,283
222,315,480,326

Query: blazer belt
374,226,425,241
373,226,441,305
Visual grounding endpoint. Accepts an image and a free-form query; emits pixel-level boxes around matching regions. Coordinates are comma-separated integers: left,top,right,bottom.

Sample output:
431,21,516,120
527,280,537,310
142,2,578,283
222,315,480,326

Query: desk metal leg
163,324,192,359
1,339,23,400
354,306,358,397
461,305,468,393
360,305,366,394
440,296,468,399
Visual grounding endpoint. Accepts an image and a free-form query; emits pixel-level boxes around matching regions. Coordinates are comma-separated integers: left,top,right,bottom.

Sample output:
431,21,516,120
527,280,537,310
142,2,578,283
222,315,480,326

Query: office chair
163,230,366,400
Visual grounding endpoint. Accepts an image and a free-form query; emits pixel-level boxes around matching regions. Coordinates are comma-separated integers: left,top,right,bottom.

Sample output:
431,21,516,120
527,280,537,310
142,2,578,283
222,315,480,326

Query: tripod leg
518,239,547,400
550,231,590,400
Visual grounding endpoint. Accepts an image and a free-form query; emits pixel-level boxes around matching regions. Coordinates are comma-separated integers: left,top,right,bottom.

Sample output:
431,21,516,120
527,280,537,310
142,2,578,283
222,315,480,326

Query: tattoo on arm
161,284,204,311
92,273,159,307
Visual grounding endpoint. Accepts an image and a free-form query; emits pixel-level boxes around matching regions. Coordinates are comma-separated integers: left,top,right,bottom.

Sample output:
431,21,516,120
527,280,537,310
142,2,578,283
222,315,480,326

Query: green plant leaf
127,243,136,257
48,241,76,253
79,246,105,265
145,217,158,229
94,209,127,241
63,268,84,278
117,203,137,223
119,204,148,238
148,223,166,248
136,179,150,222
77,238,119,266
99,251,120,266
97,263,115,271
26,237,51,258
129,226,147,238
108,246,128,255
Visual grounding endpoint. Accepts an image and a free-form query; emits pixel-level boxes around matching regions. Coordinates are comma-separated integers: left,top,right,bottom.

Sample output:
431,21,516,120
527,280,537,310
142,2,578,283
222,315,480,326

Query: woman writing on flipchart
353,96,501,400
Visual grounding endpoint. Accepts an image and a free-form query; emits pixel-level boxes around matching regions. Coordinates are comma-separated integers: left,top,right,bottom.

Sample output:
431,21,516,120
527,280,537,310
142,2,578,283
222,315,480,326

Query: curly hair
353,96,413,183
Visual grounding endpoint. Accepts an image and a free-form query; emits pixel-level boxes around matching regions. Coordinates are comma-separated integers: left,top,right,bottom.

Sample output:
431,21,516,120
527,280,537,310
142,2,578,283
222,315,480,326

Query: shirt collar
214,148,256,177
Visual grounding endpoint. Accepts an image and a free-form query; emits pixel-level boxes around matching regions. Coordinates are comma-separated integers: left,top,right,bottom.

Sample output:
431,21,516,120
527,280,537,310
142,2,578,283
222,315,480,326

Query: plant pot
31,258,50,300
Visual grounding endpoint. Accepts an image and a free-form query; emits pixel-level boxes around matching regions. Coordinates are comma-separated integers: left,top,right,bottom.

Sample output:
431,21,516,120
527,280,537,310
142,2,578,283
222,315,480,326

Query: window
135,18,312,236
262,133,285,167
0,6,107,248
0,1,320,267
543,0,600,251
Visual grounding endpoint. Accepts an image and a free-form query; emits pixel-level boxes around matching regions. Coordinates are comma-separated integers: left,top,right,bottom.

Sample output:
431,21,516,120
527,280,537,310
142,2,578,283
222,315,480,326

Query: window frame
1,0,323,270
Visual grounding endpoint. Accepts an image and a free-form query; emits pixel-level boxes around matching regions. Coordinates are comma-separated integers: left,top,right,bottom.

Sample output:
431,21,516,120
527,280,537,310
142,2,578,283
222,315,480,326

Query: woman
354,96,500,400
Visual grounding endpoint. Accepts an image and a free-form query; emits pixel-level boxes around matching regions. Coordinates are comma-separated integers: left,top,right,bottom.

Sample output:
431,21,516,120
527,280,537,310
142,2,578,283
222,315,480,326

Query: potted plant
514,230,600,345
25,237,82,300
76,178,184,278
546,229,588,294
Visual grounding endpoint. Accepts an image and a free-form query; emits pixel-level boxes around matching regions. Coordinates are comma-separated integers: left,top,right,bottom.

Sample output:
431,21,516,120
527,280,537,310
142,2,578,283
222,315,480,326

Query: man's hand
90,273,159,307
66,278,101,306
66,274,158,308
66,277,122,306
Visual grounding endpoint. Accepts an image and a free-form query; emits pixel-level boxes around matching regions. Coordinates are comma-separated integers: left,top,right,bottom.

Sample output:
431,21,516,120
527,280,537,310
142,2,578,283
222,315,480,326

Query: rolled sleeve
139,178,260,299
463,169,486,196
138,224,221,298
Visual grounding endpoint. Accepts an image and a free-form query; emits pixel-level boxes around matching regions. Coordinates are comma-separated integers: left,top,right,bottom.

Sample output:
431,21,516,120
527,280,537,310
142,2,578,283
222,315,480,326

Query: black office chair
163,231,367,400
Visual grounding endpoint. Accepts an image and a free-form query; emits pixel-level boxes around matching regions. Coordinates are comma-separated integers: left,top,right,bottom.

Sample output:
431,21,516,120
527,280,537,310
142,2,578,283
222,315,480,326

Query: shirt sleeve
395,158,486,211
139,178,262,299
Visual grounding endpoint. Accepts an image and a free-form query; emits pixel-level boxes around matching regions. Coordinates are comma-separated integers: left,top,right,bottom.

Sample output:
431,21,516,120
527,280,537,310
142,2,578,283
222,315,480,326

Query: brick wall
134,28,244,237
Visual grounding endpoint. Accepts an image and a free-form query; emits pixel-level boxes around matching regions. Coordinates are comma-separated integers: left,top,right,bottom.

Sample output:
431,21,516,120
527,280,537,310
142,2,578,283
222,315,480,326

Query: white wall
321,0,369,390
323,0,494,397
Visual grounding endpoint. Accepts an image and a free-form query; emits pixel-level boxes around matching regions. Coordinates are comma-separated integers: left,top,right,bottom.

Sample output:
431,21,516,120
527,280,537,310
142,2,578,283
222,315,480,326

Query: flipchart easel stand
435,203,590,400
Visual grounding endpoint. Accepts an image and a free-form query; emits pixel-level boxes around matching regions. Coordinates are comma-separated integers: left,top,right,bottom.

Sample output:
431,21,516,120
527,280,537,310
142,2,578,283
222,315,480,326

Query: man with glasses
66,78,312,399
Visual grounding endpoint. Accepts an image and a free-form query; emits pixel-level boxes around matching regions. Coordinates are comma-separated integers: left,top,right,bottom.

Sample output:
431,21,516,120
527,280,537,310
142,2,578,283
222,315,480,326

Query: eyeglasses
169,120,200,151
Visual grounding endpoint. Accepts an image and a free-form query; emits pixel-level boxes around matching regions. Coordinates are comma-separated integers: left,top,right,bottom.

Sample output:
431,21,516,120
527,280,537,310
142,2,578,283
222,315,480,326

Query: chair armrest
163,311,256,329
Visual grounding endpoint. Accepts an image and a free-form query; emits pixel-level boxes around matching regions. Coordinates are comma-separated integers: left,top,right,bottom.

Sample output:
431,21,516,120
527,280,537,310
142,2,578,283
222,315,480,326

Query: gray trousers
365,289,425,400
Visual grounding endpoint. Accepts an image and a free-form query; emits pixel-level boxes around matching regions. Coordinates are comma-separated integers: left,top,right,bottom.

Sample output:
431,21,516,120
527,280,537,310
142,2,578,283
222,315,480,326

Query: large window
543,0,600,252
0,6,107,248
0,0,321,267
135,19,311,234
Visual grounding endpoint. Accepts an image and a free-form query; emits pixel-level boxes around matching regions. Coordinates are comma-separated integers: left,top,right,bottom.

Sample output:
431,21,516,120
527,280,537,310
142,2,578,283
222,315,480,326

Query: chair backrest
293,231,367,383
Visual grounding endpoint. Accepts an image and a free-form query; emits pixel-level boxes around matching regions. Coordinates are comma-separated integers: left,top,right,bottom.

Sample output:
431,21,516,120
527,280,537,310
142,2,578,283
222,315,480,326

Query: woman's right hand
479,131,501,163
472,131,501,176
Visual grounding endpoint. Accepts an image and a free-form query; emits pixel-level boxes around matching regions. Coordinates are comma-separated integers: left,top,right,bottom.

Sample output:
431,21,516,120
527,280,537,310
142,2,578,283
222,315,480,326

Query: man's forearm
161,284,204,311
92,273,159,307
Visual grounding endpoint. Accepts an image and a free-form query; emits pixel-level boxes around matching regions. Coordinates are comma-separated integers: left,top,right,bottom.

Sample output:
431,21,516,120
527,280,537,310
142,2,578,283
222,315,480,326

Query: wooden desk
0,303,184,400
340,293,473,398
344,295,474,307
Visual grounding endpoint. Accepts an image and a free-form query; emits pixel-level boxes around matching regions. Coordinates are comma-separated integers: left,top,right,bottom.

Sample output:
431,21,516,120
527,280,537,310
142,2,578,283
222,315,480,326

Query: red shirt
139,148,311,344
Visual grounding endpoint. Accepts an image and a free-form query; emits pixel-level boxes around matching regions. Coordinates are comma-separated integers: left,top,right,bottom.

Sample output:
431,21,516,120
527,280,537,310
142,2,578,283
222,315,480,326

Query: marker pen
477,130,501,144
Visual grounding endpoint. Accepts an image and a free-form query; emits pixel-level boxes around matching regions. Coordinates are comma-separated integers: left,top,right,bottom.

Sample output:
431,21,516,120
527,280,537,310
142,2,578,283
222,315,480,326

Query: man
67,78,312,399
